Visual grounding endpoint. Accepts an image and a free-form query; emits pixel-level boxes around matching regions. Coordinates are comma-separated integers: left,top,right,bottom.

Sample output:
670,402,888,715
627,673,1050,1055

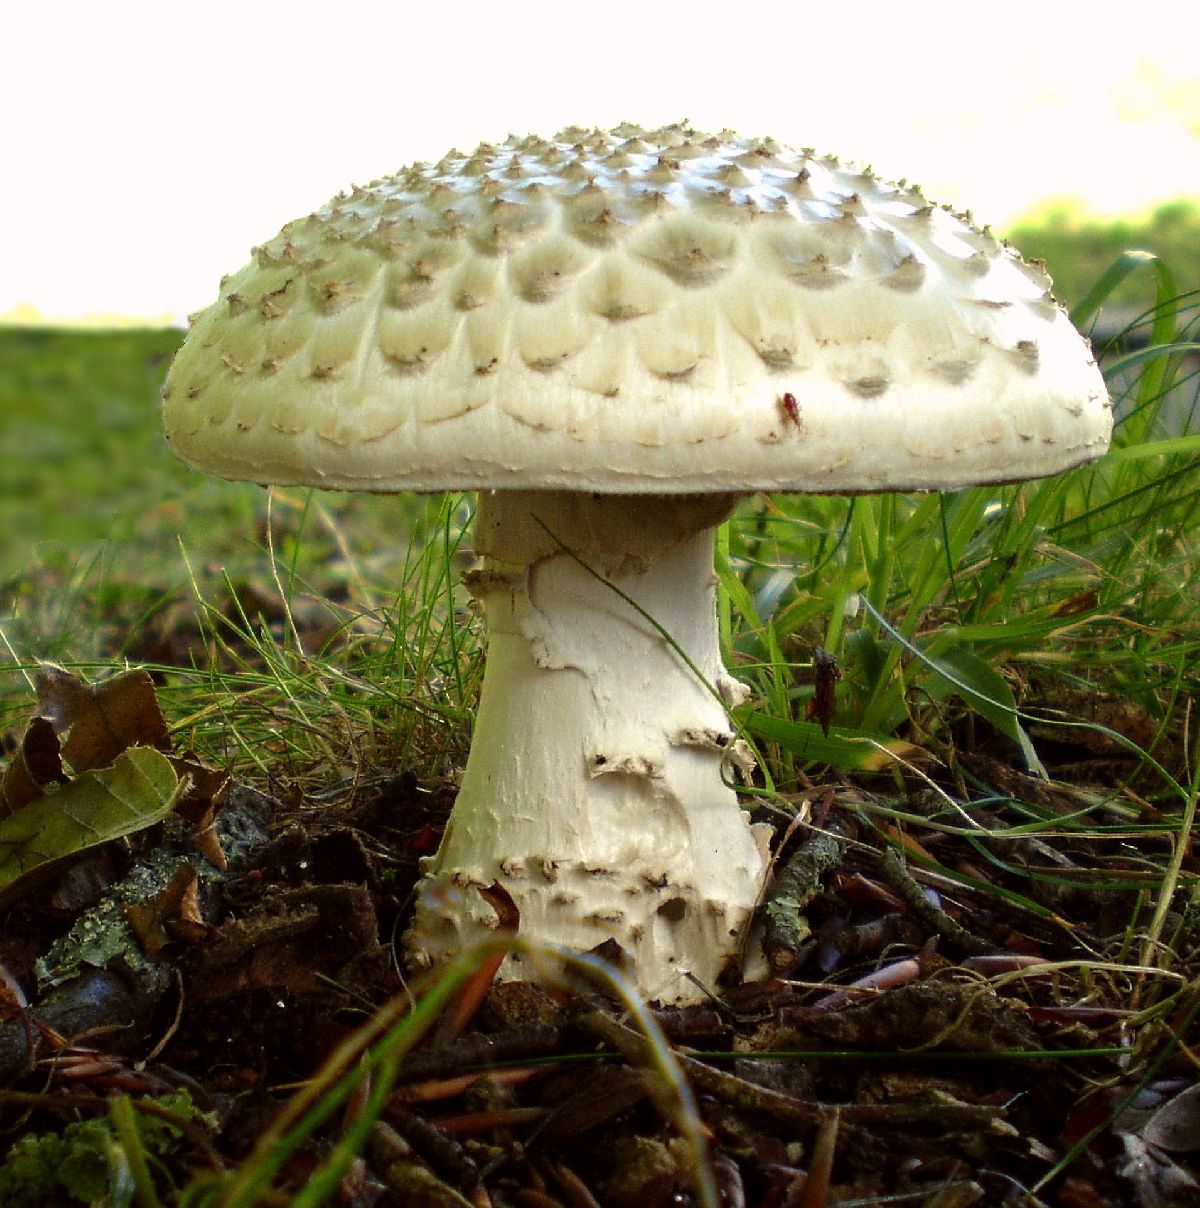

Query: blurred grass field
0,325,414,579
1,326,185,559
0,325,443,677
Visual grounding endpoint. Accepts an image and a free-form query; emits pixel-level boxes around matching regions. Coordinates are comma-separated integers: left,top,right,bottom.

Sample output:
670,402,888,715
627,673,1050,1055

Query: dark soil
5,711,1200,1208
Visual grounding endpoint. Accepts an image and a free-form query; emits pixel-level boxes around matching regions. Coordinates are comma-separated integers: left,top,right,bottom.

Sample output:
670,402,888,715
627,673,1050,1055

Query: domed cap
162,123,1111,494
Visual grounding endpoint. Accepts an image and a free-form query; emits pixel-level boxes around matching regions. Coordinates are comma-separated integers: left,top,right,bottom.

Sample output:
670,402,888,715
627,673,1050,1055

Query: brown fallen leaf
0,715,67,815
36,664,171,774
186,802,228,870
168,750,230,867
125,864,215,960
19,667,229,861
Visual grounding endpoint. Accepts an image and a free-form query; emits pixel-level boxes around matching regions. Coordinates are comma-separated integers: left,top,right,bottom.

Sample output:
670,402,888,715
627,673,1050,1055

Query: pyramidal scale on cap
163,123,1111,1005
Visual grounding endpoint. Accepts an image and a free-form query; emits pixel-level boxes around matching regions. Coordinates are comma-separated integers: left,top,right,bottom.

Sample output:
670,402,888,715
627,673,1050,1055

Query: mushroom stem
405,489,772,1004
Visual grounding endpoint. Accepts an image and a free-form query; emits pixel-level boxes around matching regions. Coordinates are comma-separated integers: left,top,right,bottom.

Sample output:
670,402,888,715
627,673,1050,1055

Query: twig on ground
762,818,849,972
878,846,994,956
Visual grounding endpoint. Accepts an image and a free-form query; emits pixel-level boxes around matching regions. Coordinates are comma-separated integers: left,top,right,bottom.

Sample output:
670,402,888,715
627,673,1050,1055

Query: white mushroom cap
163,123,1112,494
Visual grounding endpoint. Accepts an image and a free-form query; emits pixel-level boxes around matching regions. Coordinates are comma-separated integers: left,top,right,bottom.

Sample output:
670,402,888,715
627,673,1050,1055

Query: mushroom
162,123,1111,1005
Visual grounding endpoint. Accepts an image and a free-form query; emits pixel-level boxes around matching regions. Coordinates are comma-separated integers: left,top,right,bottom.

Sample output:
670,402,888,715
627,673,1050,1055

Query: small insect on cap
163,123,1112,495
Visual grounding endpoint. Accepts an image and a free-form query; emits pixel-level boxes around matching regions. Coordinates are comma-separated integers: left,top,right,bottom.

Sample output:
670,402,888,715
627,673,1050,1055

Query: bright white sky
5,0,1198,323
